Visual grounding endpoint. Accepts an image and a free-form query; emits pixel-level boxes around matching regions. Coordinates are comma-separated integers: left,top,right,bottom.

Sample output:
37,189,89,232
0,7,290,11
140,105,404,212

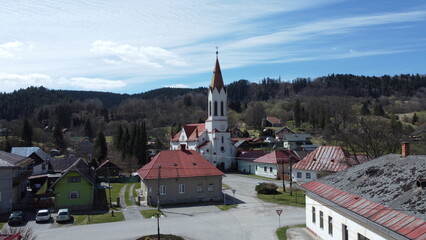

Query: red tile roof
138,150,224,180
266,116,281,124
171,123,205,142
302,181,426,240
253,150,300,164
293,146,365,172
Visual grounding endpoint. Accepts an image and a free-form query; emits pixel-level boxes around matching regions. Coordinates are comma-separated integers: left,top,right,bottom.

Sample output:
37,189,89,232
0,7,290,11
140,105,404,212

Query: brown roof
293,146,366,172
266,117,281,124
210,57,225,93
253,150,300,164
138,150,224,180
236,150,267,162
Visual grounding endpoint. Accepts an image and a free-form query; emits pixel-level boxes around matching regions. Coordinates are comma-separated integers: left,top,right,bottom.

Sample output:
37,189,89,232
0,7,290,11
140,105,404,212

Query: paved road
30,174,306,240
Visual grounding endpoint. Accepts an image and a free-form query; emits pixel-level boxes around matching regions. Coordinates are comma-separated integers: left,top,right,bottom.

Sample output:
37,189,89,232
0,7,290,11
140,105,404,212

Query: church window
221,136,224,143
221,146,225,152
220,101,224,116
214,101,218,116
209,101,212,116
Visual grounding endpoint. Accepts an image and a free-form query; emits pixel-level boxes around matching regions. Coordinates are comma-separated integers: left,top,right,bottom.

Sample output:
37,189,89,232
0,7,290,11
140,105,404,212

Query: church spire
210,48,225,92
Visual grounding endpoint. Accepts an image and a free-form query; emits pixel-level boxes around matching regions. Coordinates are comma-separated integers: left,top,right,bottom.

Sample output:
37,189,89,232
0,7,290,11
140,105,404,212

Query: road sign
276,209,283,216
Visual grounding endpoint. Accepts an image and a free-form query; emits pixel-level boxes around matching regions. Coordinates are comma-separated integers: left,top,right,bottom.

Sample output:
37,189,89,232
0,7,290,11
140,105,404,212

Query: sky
0,0,426,94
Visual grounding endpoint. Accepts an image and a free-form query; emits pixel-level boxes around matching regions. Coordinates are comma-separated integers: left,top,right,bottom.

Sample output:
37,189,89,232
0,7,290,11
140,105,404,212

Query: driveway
32,174,306,240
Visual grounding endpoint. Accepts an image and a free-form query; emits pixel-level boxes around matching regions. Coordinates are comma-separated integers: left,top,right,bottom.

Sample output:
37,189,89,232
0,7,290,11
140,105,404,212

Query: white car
56,209,71,222
35,209,51,223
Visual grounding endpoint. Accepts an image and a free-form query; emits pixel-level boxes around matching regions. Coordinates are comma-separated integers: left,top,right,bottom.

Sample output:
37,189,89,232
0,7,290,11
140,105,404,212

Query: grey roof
318,154,426,220
49,157,80,172
0,150,33,168
283,133,312,142
11,147,41,157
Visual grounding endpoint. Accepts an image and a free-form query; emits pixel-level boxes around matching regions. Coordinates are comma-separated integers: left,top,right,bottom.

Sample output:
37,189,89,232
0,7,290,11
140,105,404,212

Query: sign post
276,209,283,227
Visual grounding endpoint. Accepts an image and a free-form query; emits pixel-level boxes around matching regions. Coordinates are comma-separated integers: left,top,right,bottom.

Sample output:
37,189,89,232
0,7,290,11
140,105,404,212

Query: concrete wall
141,176,222,206
237,160,255,174
254,163,278,179
306,196,389,240
292,169,317,182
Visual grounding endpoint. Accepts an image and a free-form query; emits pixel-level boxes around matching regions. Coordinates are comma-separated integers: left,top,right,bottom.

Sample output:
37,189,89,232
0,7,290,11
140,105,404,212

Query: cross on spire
216,46,218,58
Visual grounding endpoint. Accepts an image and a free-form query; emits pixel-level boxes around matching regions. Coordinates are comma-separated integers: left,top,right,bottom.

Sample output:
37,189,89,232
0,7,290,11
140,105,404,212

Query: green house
49,158,96,210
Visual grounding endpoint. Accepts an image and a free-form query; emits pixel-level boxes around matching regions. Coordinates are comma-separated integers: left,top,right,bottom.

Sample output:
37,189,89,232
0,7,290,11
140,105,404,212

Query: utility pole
157,164,161,240
107,166,112,208
289,157,293,196
281,160,286,192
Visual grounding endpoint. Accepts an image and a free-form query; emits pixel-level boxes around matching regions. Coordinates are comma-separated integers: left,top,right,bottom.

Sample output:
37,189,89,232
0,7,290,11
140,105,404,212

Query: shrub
255,182,278,194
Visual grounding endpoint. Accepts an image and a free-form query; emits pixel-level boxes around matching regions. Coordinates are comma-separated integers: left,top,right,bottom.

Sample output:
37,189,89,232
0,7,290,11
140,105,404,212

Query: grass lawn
140,209,164,219
73,212,125,225
257,188,305,208
216,204,237,211
0,222,5,230
105,183,127,208
222,183,232,190
276,224,306,240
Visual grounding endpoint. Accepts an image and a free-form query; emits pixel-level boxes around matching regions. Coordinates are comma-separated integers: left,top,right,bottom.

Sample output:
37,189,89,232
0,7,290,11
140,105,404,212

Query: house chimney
401,142,410,157
180,144,186,151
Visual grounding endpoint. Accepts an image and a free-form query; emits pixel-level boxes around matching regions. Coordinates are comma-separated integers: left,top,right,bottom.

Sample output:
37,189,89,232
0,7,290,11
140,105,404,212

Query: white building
170,54,236,170
301,146,426,240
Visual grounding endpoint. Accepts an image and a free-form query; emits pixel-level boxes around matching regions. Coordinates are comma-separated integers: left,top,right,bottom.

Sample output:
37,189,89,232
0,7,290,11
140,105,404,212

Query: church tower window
221,136,224,143
214,101,218,116
220,101,224,116
209,101,212,116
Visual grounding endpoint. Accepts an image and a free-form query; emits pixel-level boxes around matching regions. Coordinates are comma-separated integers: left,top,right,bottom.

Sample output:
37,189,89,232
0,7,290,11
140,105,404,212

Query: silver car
56,209,71,222
35,209,51,223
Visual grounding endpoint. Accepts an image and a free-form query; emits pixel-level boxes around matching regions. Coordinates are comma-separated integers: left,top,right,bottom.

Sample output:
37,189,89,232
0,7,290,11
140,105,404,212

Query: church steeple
210,49,225,92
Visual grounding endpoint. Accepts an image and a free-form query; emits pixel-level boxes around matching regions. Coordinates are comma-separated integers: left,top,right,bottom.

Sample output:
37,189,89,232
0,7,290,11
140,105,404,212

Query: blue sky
0,0,425,94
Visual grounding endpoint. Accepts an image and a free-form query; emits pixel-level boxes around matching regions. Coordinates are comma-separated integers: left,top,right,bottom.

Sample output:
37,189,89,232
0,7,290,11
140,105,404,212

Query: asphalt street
29,174,306,240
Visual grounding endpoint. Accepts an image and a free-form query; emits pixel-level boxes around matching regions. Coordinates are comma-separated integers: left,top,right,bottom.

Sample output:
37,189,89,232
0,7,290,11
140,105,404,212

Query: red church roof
171,123,205,142
253,150,300,164
138,150,224,180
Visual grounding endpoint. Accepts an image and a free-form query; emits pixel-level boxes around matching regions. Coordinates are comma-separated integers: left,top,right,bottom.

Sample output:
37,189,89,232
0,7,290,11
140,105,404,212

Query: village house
292,146,368,182
170,54,237,170
11,147,50,176
262,116,282,127
274,126,294,141
282,133,314,151
0,151,33,214
237,150,267,174
301,143,426,240
138,148,224,206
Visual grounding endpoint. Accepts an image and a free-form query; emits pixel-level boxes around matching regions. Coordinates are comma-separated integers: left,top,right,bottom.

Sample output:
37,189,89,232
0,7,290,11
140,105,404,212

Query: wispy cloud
90,40,189,68
0,73,126,92
164,84,191,88
0,41,34,59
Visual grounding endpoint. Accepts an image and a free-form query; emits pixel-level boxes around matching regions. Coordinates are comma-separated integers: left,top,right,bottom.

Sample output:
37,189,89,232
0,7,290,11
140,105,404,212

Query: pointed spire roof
210,52,225,92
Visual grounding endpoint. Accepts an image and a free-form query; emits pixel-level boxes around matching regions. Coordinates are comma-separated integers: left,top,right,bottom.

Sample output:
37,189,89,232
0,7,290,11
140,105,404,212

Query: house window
42,163,46,170
208,184,214,192
270,167,273,173
342,224,348,240
312,207,316,223
306,172,311,179
220,101,224,116
328,216,333,235
197,184,202,193
320,211,324,229
68,176,81,183
214,101,218,116
357,233,370,240
69,191,80,199
160,185,166,195
179,184,185,194
297,172,302,178
264,167,267,172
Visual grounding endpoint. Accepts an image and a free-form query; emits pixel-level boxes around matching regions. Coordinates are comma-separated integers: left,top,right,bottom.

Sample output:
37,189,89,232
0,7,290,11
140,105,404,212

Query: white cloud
91,40,189,68
0,72,126,92
0,41,34,59
164,84,190,88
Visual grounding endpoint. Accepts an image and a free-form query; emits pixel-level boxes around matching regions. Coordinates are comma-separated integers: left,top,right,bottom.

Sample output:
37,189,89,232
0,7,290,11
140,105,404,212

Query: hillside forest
1,73,425,171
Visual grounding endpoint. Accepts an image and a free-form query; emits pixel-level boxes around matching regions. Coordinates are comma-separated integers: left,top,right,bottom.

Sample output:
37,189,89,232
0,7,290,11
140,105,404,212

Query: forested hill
0,73,425,121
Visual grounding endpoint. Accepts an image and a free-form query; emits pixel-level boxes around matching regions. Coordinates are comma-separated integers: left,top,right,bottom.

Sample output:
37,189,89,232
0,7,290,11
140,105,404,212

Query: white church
170,53,237,171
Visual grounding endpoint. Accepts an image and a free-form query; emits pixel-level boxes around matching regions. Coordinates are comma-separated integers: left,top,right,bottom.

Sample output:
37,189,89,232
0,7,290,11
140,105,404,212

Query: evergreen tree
84,119,94,139
113,125,123,150
360,102,370,115
53,123,65,150
412,113,418,125
92,130,108,167
294,99,301,129
21,118,33,146
373,101,385,116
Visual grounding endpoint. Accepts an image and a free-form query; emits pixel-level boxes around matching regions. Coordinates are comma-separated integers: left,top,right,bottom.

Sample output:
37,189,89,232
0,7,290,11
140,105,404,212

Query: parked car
56,209,71,222
8,211,24,225
35,209,51,223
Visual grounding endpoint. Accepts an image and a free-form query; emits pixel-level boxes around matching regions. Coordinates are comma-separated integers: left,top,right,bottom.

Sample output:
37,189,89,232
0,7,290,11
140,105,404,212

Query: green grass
140,209,164,219
257,188,305,208
0,222,5,230
276,224,306,240
222,183,232,190
216,204,237,211
105,183,127,208
73,212,125,225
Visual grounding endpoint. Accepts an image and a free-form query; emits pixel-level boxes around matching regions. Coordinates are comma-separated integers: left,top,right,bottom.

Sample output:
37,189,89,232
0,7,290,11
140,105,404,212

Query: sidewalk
118,183,144,221
287,227,317,240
